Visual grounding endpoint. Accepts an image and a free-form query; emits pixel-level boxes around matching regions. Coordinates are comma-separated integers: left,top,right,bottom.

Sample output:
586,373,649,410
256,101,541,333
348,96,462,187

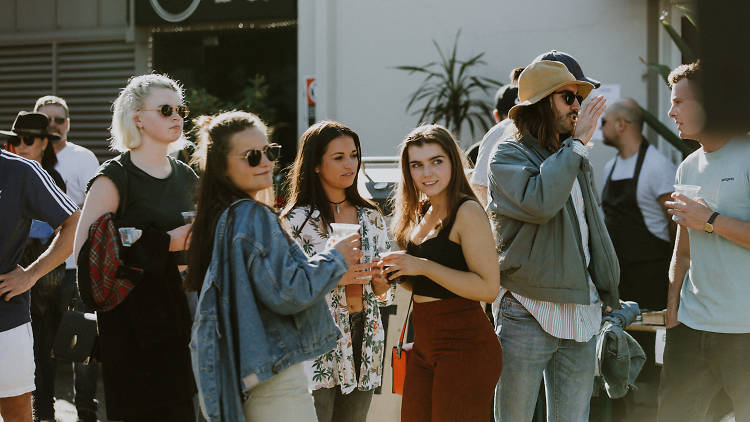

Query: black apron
602,140,672,310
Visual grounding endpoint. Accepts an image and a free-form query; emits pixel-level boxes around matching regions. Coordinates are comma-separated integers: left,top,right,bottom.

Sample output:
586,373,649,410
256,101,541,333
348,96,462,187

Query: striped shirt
1,150,78,332
494,142,601,342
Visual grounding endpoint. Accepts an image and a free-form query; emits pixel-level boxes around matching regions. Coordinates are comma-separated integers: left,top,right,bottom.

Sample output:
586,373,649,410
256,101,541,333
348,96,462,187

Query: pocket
500,295,533,320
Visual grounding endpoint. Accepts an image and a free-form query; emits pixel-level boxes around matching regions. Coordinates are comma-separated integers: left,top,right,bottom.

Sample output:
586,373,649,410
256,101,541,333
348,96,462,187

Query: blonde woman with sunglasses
73,74,198,421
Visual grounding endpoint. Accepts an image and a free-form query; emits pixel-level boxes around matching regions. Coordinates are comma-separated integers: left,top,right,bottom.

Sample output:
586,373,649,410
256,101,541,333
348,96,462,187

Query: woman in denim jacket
186,111,363,422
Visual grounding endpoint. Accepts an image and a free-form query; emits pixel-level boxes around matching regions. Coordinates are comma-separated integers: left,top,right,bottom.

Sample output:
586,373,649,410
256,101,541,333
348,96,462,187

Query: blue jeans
494,294,595,422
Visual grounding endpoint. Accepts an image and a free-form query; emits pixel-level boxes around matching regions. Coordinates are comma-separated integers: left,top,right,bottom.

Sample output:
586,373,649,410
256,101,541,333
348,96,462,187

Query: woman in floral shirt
281,121,394,422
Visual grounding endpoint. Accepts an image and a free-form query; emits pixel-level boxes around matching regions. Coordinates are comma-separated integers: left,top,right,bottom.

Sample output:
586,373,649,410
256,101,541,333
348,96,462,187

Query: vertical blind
0,40,135,162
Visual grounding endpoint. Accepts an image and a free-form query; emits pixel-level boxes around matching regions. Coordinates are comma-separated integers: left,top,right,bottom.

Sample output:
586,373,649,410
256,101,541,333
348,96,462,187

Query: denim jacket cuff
323,248,349,271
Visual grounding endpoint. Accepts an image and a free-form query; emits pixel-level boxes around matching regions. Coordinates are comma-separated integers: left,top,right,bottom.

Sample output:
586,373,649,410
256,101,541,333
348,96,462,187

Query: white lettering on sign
149,0,201,23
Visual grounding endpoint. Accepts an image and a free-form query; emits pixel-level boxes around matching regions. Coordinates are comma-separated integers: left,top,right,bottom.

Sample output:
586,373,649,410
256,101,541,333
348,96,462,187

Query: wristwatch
704,212,720,234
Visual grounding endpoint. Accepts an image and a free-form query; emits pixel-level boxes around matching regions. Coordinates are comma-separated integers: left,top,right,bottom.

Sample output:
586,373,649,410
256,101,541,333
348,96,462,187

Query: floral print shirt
286,206,394,393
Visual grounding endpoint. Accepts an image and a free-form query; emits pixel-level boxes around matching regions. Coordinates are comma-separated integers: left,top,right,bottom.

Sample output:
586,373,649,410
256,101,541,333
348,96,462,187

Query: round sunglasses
141,104,190,119
234,143,282,167
7,136,36,147
554,90,584,106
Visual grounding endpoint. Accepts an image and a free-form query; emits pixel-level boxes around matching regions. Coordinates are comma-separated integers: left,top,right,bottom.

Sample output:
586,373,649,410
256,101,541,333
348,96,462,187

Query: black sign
135,0,296,25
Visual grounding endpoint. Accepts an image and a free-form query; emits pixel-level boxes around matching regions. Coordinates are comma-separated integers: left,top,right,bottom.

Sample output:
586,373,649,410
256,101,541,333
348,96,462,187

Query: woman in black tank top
383,124,502,421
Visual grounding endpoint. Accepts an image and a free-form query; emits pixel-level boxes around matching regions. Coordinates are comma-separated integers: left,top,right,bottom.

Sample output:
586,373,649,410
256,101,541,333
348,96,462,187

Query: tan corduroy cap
508,60,595,120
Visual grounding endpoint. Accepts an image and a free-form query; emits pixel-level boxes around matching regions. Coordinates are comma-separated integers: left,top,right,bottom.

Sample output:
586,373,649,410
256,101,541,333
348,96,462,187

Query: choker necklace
328,198,347,215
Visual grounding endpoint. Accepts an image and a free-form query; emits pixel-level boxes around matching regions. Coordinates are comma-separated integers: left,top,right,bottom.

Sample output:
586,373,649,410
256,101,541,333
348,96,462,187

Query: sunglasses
142,104,190,119
240,143,282,167
7,136,36,147
555,90,584,106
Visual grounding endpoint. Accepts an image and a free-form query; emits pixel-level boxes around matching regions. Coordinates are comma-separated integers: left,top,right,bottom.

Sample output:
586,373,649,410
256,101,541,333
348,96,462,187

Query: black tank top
405,197,473,299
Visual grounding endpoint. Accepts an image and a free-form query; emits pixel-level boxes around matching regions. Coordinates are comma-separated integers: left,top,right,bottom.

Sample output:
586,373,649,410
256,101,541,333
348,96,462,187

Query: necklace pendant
336,204,341,214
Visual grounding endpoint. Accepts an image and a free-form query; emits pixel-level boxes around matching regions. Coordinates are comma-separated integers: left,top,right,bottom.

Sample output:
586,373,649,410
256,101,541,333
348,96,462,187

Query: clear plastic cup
328,223,371,288
181,211,197,224
673,184,701,202
329,223,360,240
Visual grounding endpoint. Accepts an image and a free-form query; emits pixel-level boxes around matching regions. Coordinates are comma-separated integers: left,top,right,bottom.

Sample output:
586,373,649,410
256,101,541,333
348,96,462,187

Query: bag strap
395,293,414,356
292,207,314,238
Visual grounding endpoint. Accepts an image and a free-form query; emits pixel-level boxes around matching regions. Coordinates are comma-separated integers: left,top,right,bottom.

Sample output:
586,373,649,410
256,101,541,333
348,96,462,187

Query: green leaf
660,17,697,62
640,106,698,158
640,57,672,85
675,4,697,28
394,28,498,136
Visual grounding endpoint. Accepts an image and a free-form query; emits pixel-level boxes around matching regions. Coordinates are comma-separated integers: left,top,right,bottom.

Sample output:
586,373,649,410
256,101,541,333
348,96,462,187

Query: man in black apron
600,99,676,311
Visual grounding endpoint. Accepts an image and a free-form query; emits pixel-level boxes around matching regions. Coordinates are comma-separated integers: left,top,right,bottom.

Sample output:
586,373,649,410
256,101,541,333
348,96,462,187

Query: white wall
300,0,650,187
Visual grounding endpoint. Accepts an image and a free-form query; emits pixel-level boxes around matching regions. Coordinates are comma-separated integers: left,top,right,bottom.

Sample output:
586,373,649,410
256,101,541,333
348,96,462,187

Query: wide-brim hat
508,61,595,120
0,111,60,141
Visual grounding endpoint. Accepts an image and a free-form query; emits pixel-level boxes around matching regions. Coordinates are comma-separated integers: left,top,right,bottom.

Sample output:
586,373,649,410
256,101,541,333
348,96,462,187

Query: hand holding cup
332,232,363,266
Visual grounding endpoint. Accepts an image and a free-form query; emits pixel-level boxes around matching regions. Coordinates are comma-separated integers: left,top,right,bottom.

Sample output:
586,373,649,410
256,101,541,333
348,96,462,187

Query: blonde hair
110,74,185,152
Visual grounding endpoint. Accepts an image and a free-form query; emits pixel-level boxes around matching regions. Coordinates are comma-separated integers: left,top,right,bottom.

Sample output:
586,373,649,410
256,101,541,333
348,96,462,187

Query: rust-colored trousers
401,297,502,422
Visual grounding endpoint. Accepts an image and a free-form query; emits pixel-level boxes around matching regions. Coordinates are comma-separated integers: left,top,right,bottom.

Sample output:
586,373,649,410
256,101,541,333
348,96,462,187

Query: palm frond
659,15,697,62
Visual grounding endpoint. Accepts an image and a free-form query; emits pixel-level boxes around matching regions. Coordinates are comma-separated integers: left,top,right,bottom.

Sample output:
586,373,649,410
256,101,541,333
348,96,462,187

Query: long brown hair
391,124,477,249
186,111,268,292
280,121,376,233
512,96,561,152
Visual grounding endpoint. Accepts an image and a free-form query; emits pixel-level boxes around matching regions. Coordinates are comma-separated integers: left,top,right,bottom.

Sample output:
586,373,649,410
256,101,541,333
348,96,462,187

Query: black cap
494,85,519,117
533,50,601,89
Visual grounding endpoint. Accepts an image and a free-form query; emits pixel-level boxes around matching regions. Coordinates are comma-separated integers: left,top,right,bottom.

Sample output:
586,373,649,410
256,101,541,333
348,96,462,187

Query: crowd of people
0,48,748,422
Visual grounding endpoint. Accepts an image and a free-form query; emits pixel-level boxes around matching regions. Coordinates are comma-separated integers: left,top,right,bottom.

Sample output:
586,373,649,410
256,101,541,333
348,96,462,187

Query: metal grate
0,40,135,162
0,43,54,135
57,41,135,161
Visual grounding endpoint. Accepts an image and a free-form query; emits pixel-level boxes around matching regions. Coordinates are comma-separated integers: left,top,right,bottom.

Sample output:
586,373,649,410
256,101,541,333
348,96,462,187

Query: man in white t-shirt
470,74,520,206
34,95,100,422
658,61,750,421
600,98,676,311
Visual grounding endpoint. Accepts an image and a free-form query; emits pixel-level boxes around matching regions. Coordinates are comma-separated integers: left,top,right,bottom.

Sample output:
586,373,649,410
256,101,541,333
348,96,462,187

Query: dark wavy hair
280,120,376,234
391,124,477,249
186,111,268,292
512,96,561,152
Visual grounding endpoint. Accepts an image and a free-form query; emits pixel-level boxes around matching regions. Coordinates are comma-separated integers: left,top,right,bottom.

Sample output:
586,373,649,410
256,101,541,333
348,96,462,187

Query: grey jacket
488,135,620,307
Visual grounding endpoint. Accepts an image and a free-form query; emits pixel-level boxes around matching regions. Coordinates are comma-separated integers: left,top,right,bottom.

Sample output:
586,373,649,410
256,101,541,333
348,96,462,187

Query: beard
556,110,577,138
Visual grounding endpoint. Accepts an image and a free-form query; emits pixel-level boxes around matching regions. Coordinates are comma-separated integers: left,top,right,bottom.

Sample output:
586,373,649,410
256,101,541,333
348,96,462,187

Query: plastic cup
328,223,370,289
673,184,701,203
181,211,197,224
329,223,360,239
673,184,701,199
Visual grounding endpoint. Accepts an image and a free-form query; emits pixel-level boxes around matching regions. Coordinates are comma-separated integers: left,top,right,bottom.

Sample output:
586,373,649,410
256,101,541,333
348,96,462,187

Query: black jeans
312,311,374,422
31,270,98,422
657,323,750,422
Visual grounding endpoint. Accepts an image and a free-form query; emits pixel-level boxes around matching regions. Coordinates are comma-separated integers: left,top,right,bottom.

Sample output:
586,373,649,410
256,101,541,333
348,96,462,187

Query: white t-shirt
470,119,515,189
602,144,676,242
55,142,100,268
675,137,750,333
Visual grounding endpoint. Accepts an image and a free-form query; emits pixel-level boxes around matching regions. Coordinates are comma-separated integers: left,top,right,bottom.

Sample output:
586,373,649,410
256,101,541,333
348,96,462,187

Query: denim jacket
190,199,348,421
596,301,646,399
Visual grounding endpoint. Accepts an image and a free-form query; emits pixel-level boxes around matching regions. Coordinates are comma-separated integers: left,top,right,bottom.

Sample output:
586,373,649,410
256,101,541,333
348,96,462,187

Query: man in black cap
533,49,602,89
0,112,79,422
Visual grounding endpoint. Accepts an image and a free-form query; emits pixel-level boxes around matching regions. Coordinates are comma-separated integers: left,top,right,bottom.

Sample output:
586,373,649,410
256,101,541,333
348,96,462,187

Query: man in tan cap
488,60,620,421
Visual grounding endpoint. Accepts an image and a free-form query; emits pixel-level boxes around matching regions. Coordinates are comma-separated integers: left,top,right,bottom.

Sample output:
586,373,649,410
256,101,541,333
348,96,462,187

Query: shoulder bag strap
395,294,414,356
